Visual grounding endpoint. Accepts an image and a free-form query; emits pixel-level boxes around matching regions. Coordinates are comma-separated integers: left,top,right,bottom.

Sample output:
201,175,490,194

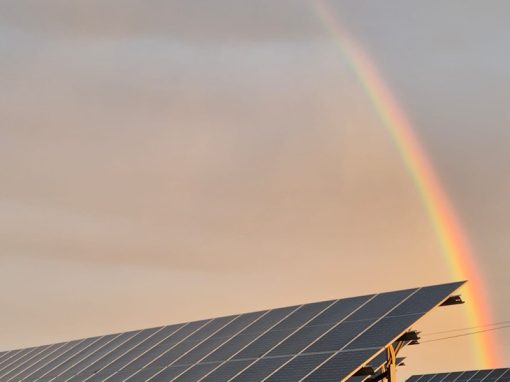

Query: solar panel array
407,369,510,382
0,281,463,382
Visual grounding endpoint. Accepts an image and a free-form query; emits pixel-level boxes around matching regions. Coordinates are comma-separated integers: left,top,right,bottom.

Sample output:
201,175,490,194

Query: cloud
0,0,324,43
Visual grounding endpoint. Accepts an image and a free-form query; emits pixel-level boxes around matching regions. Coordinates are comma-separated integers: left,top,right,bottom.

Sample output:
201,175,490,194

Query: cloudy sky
1,0,509,378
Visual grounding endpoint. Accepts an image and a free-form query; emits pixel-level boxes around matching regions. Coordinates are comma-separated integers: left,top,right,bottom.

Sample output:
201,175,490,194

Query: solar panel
408,369,510,382
0,281,463,381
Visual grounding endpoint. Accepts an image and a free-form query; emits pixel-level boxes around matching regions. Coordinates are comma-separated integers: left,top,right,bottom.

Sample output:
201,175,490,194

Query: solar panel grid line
43,332,132,381
95,319,201,381
420,375,436,382
206,301,339,382
477,371,492,382
96,320,197,380
475,370,498,382
470,372,488,380
0,346,50,380
5,346,56,380
474,371,495,382
0,348,38,375
202,306,302,364
449,372,466,382
51,330,145,381
488,369,510,382
5,344,65,382
296,286,423,382
0,353,13,368
116,319,220,381
456,372,473,382
495,370,510,382
483,370,500,382
51,328,147,380
18,337,100,380
5,348,45,374
78,326,166,382
258,294,379,382
20,337,104,381
10,339,85,381
195,308,273,361
145,310,272,382
45,331,138,382
0,351,12,364
173,310,271,366
0,347,38,376
456,372,474,382
460,372,482,382
0,352,9,366
0,349,26,371
1,350,39,379
305,348,387,382
438,373,459,381
159,310,310,380
75,327,166,382
119,315,235,381
438,373,455,382
407,369,510,382
193,305,305,382
266,298,383,359
134,314,245,382
470,371,486,382
167,314,260,365
232,355,294,382
429,372,452,382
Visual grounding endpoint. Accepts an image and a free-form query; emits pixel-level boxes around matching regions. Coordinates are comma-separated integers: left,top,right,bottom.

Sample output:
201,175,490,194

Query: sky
1,0,509,379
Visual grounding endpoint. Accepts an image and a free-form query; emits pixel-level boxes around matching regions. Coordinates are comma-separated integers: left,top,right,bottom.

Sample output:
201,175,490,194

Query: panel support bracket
365,344,398,382
385,343,397,382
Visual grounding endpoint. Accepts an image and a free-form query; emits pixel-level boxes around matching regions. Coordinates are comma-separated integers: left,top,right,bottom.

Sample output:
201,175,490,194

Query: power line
424,320,510,335
421,324,510,343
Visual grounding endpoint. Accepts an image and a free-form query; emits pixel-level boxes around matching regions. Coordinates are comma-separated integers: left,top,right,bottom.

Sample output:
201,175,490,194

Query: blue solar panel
408,369,510,382
0,281,464,381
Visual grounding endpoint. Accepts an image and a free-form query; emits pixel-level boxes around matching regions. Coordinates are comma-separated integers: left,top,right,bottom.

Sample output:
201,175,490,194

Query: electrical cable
424,320,510,335
420,324,510,343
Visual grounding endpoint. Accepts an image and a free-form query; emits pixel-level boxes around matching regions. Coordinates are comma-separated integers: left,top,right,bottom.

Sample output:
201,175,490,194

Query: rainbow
310,0,502,367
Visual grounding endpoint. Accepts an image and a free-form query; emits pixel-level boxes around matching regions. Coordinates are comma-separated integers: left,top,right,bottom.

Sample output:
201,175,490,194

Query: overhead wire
420,324,510,343
424,320,510,335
